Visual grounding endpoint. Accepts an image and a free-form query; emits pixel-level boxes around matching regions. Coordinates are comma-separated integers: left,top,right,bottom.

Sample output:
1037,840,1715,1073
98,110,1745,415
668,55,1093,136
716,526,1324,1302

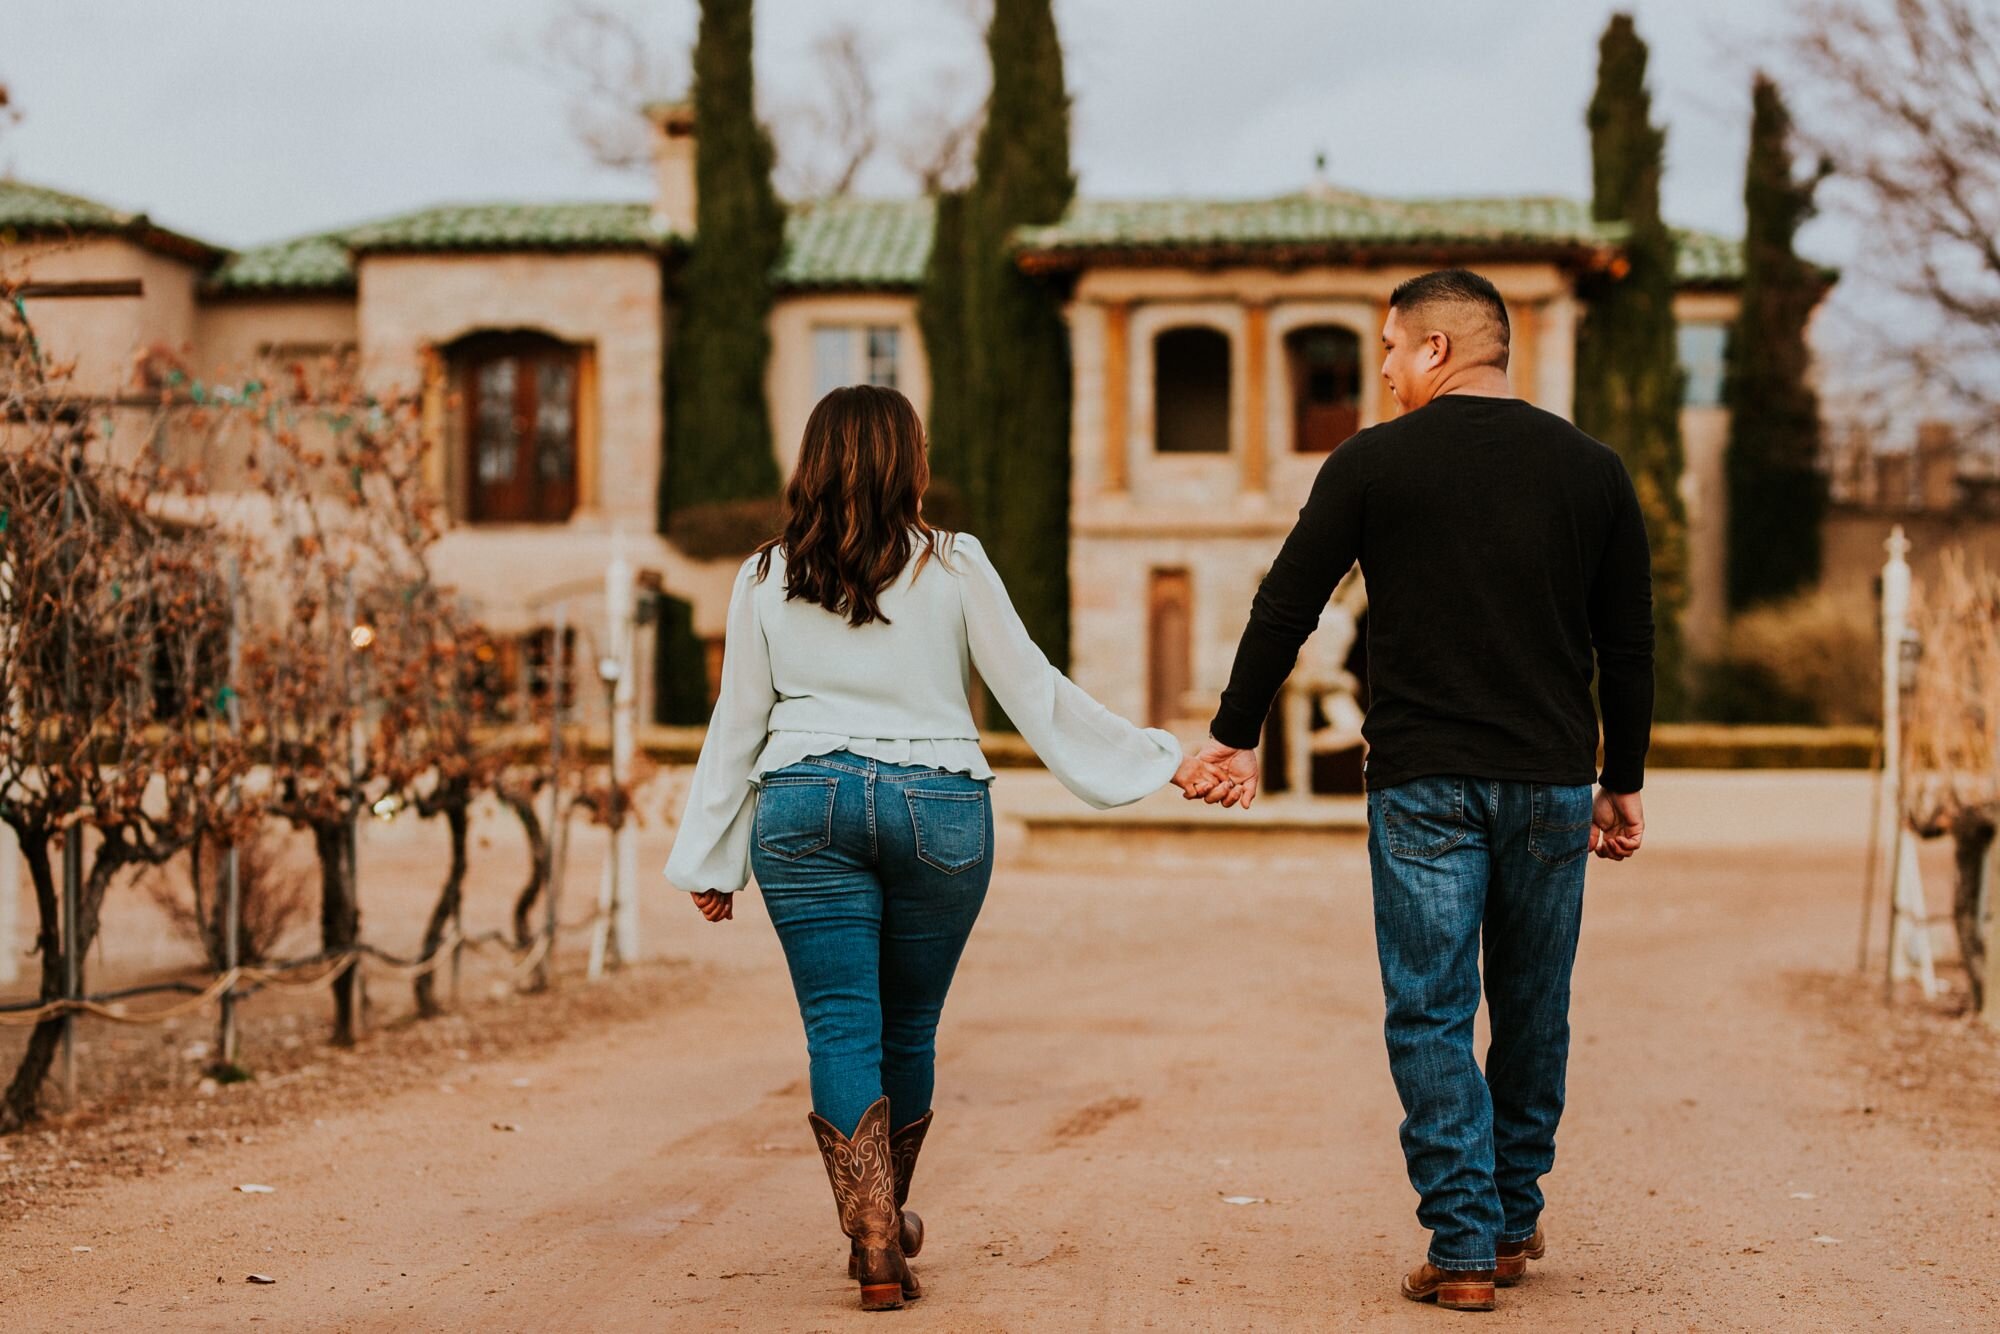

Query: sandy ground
5,769,2000,1332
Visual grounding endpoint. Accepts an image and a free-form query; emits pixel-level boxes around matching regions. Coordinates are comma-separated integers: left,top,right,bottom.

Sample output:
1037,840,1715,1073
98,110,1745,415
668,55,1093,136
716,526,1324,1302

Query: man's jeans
1366,774,1592,1272
750,752,994,1137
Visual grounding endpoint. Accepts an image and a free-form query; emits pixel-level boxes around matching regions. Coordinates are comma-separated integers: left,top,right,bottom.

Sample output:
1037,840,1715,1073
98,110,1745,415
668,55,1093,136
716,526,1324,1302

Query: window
521,624,579,713
452,331,581,524
813,324,901,398
1285,325,1362,453
1153,326,1232,454
1677,321,1729,408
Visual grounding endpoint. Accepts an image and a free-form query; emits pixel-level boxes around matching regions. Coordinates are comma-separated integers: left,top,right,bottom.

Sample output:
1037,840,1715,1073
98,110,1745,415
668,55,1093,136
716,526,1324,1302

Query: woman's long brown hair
754,384,945,627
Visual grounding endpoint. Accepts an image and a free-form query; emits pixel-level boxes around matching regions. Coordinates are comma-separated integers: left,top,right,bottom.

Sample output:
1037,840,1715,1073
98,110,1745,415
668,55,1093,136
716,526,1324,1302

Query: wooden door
463,334,579,524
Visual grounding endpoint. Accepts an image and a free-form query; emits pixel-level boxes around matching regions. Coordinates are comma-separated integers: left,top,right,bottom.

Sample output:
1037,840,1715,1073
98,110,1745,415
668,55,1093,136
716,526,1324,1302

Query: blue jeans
750,752,994,1138
1366,774,1592,1272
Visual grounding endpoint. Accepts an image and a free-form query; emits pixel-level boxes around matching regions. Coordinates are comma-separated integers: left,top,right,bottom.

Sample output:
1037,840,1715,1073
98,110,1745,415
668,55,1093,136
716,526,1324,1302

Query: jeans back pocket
1375,777,1469,859
904,788,988,874
756,775,837,861
1528,783,1593,867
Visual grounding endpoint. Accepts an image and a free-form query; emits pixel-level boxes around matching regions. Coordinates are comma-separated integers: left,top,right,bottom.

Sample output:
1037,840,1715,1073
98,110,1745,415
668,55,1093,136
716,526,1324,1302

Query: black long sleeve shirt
1209,393,1655,793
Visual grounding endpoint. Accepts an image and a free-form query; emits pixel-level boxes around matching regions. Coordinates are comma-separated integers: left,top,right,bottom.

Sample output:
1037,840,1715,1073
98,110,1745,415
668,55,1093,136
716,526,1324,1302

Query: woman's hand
690,890,734,922
1172,754,1227,800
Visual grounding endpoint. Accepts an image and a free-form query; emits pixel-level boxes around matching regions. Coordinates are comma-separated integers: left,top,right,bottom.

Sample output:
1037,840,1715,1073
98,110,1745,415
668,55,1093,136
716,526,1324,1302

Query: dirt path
6,771,1999,1332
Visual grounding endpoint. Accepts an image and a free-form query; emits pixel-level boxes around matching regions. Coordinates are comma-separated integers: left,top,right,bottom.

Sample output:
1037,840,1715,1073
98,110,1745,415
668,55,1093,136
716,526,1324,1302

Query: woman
665,385,1218,1311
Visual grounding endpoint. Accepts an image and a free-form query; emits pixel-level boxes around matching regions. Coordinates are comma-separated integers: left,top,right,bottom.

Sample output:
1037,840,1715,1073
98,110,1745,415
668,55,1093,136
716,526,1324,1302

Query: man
1193,269,1652,1312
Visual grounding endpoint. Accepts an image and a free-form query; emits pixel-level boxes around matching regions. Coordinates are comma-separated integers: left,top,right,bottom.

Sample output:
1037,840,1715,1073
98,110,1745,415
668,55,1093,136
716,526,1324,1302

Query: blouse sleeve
953,534,1183,809
664,558,776,894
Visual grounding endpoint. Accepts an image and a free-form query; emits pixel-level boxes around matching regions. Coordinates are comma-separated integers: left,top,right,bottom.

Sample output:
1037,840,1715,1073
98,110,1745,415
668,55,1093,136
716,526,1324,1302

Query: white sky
3,0,1799,250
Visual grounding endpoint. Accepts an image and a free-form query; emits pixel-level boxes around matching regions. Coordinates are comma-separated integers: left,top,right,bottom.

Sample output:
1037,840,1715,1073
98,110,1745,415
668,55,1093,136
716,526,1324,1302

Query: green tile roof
202,188,1747,298
0,177,134,231
206,231,358,293
206,201,679,295
1015,191,1613,257
341,201,673,253
1672,227,1746,287
774,196,935,290
0,177,224,264
1016,191,1743,286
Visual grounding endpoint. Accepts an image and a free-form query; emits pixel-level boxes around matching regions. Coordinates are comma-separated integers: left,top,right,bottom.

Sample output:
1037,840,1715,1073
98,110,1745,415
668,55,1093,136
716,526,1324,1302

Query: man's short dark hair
1389,268,1511,369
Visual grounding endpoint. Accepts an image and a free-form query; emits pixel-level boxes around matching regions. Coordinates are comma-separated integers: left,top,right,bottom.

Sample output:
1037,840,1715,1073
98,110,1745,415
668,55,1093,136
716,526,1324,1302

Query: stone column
1511,300,1540,407
1242,301,1270,494
1102,300,1130,495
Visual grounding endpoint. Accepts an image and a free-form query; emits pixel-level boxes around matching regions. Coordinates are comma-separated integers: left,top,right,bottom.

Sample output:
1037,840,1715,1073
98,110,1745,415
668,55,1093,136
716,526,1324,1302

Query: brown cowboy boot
1495,1227,1545,1287
849,1111,932,1293
809,1097,916,1311
1400,1261,1497,1312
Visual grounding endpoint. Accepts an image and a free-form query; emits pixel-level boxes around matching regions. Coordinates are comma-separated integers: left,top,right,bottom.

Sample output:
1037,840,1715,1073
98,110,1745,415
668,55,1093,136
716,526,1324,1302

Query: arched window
1286,325,1362,453
453,331,581,524
1153,326,1231,454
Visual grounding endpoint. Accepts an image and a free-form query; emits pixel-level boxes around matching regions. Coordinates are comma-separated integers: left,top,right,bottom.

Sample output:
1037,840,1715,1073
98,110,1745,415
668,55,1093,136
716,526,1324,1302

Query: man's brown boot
1401,1261,1497,1312
1495,1227,1545,1287
809,1097,916,1310
848,1111,932,1296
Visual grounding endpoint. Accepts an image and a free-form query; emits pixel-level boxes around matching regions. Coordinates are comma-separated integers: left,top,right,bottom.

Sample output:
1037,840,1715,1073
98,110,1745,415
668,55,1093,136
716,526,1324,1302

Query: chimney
647,100,697,237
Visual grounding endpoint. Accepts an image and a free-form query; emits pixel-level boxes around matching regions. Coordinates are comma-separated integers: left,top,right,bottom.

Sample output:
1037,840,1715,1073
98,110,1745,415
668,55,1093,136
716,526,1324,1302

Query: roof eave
347,238,680,260
1,218,228,269
198,278,359,301
772,277,921,295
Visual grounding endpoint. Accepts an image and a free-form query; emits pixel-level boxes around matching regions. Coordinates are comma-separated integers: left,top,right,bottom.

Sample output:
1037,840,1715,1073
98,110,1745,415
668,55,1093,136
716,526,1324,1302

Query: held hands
689,889,734,922
1174,738,1261,809
1589,788,1644,861
1172,753,1229,801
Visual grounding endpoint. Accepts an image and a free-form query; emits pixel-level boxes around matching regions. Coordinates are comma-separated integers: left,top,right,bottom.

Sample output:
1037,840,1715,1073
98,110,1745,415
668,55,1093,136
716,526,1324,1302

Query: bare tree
520,1,988,198
0,286,244,1131
895,67,984,193
523,1,685,174
771,24,880,199
1792,0,2000,428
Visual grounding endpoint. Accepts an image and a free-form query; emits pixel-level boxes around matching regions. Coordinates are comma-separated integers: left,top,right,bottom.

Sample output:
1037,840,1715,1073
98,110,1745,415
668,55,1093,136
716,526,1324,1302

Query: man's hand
689,889,734,922
1189,738,1261,809
1172,754,1227,799
1589,788,1644,861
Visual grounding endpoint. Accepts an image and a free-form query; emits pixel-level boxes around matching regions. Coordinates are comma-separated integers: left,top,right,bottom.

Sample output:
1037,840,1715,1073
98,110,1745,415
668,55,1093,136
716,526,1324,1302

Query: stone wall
1,236,202,466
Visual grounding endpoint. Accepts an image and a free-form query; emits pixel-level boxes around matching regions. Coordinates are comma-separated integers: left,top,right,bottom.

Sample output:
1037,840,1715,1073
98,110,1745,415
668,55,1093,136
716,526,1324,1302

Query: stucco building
1,109,1758,748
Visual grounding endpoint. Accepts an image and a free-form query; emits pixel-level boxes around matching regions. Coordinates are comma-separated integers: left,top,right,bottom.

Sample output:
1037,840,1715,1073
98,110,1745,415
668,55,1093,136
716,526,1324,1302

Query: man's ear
1425,329,1452,369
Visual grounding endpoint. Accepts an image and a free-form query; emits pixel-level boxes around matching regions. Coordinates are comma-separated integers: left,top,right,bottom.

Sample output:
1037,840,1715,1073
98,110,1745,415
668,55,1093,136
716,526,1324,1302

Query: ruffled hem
751,732,996,783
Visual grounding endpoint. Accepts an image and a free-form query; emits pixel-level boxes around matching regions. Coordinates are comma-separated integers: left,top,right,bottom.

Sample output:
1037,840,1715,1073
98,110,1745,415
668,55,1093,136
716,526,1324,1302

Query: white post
1880,526,1940,997
607,535,640,965
0,822,18,987
1877,525,1909,895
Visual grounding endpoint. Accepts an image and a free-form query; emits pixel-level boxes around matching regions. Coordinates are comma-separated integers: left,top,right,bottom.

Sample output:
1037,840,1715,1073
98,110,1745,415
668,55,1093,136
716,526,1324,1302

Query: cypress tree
1575,12,1690,717
1724,74,1827,611
661,0,784,529
959,0,1076,673
917,188,972,528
